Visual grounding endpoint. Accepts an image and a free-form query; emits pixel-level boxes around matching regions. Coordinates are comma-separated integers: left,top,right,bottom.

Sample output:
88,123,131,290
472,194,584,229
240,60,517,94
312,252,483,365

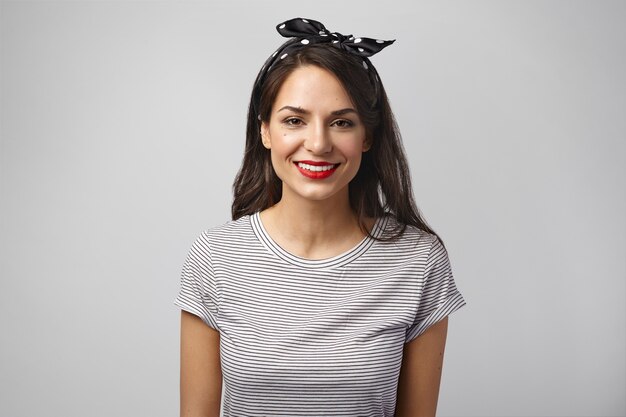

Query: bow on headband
259,17,395,75
276,17,395,57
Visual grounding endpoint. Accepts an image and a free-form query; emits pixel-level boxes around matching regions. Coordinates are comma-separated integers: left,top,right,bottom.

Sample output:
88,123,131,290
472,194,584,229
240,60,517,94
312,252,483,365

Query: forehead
273,65,355,110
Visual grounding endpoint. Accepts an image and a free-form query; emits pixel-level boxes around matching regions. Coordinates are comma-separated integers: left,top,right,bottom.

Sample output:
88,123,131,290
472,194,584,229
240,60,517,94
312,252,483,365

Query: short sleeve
406,236,466,343
174,231,220,330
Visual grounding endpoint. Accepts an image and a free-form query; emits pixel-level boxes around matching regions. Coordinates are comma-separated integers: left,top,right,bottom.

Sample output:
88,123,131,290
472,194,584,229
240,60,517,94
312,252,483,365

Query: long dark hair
232,43,441,244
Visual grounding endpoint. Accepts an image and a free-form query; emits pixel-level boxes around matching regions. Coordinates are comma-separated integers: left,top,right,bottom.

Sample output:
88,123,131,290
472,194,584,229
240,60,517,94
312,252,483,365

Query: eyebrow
277,105,358,116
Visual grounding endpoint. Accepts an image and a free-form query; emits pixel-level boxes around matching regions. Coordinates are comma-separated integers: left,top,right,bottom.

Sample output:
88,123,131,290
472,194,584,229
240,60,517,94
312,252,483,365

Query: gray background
1,1,624,416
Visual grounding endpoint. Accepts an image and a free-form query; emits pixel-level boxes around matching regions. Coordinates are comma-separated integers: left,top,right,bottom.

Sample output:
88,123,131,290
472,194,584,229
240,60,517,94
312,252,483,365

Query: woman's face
261,65,369,205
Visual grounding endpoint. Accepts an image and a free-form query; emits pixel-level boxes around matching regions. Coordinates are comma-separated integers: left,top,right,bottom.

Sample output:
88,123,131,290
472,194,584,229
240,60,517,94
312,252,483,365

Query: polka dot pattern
272,18,394,59
252,17,396,118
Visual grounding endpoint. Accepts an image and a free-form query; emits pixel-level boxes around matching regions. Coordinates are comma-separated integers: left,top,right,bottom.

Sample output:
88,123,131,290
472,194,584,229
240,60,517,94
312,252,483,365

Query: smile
294,161,340,179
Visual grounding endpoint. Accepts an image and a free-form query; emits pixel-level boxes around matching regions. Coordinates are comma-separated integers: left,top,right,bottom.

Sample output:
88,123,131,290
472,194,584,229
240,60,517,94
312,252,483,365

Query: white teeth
297,162,336,172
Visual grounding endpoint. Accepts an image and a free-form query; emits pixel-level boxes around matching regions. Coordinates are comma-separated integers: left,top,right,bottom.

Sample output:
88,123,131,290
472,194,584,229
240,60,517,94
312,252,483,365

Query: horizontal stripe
174,213,465,416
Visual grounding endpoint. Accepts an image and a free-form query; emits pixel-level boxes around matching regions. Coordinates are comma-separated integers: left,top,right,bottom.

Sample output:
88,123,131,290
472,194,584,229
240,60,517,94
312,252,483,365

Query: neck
260,186,367,259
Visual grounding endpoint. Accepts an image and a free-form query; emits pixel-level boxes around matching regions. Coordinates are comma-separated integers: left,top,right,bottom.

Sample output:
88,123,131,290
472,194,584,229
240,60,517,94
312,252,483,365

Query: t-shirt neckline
250,211,386,269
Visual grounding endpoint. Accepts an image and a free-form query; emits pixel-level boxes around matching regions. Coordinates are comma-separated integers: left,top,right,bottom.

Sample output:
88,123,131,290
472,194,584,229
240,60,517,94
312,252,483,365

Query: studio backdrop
1,1,624,416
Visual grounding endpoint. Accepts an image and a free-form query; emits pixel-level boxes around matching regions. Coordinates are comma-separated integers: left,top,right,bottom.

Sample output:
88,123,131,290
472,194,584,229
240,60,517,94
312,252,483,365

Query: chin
284,183,348,203
297,189,340,202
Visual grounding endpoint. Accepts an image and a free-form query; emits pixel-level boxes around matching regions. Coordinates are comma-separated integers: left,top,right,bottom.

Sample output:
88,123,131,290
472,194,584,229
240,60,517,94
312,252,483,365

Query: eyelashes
282,117,355,128
283,117,303,126
332,119,354,128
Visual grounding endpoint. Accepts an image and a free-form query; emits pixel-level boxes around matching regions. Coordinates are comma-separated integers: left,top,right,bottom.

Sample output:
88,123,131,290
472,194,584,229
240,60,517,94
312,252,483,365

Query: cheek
339,135,367,159
268,133,300,171
349,152,364,170
270,133,300,156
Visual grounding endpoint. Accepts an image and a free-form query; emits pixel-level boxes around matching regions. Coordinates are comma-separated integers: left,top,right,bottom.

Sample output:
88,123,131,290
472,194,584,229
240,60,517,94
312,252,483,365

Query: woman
176,18,466,417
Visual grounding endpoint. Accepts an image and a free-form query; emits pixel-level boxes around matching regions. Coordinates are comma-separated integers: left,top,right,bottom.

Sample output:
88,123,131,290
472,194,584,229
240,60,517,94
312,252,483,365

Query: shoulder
378,214,440,250
188,215,254,253
381,218,453,276
203,215,253,239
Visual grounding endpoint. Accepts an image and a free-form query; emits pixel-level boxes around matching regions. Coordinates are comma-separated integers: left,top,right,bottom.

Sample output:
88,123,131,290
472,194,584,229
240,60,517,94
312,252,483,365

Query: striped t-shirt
175,212,466,416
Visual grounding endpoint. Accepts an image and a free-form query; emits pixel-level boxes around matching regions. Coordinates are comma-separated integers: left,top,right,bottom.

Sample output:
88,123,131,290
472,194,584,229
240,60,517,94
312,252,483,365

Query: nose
303,122,332,154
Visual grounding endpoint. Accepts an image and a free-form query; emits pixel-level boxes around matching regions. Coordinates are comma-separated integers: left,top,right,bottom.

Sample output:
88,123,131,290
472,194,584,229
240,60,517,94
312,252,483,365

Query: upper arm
180,310,222,417
395,317,449,417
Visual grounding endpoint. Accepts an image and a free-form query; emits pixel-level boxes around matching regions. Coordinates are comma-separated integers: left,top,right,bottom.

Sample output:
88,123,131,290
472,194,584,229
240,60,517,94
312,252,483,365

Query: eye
332,119,354,128
283,117,304,126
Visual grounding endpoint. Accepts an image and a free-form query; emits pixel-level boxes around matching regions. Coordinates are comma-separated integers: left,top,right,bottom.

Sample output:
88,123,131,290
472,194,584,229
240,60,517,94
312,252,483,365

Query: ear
362,135,372,152
260,122,271,149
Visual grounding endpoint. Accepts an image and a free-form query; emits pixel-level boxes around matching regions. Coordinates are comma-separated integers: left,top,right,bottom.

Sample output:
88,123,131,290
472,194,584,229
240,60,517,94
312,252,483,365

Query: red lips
294,160,339,180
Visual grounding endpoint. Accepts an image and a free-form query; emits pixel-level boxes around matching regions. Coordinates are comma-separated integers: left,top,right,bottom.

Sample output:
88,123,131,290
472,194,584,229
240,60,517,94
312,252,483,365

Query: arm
180,310,222,417
395,317,449,417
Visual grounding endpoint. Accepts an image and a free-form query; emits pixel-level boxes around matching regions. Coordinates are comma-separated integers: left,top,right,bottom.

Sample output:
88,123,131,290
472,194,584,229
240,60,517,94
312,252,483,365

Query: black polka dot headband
253,17,395,120
266,17,395,67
